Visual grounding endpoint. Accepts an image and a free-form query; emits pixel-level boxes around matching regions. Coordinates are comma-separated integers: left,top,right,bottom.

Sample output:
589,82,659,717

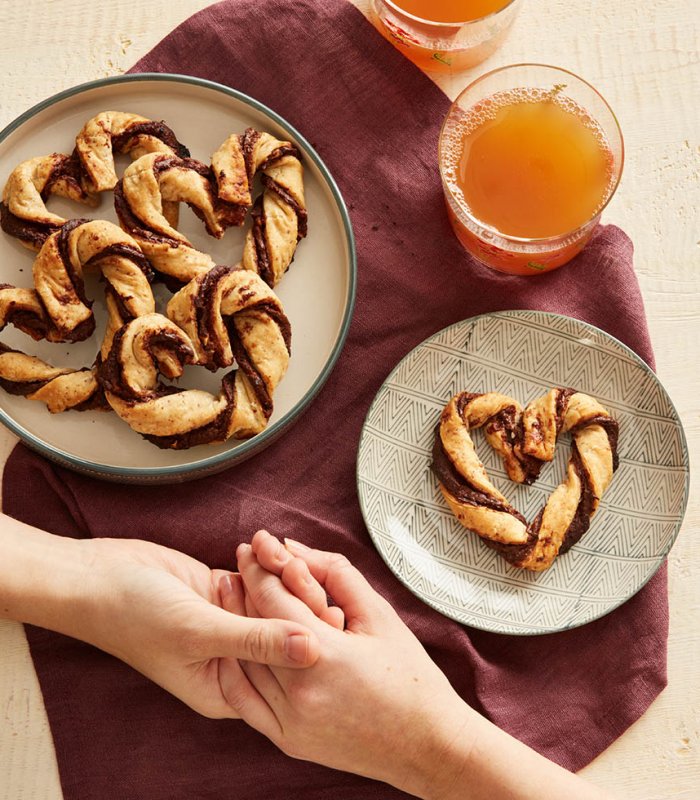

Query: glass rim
382,0,520,28
438,62,625,246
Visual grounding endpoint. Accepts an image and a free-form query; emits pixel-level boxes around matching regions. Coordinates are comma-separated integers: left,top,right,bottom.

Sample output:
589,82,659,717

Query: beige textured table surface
0,1,698,798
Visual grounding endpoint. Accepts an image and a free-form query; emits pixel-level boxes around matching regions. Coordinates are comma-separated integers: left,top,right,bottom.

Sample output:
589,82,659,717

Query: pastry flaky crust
75,111,190,193
115,128,307,288
0,153,99,251
0,112,189,251
0,219,156,413
99,266,291,449
213,129,307,287
431,389,619,572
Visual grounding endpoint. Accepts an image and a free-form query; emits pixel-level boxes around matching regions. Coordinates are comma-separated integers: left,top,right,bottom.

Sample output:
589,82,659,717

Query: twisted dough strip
0,219,156,412
0,112,188,250
75,111,190,193
98,266,291,449
115,128,307,287
0,154,98,250
213,128,307,287
431,389,619,571
114,152,241,286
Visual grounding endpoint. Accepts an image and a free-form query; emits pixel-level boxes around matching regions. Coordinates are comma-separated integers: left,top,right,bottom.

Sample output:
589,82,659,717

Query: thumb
211,575,320,668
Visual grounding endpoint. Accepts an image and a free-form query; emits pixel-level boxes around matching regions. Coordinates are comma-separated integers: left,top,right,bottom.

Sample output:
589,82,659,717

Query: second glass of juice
370,0,523,73
439,64,624,275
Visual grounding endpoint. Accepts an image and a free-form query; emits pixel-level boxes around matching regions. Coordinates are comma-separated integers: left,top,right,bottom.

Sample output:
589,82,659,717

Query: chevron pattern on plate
357,310,689,635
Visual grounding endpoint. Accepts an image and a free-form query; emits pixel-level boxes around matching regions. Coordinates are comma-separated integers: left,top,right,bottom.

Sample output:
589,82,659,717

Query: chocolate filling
0,284,52,341
83,242,154,282
0,202,60,248
250,196,273,285
569,414,620,471
258,144,301,172
194,265,232,370
431,430,524,520
556,387,576,431
229,326,273,419
559,442,598,553
109,120,190,160
241,129,262,182
98,325,194,402
43,151,88,200
261,174,308,238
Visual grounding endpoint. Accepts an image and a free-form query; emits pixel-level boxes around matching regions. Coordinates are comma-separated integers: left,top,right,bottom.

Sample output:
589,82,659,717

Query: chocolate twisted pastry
0,219,156,413
0,153,98,250
75,111,190,192
431,389,619,571
31,218,155,342
213,129,307,286
0,343,103,413
100,266,291,448
0,112,189,251
114,152,244,285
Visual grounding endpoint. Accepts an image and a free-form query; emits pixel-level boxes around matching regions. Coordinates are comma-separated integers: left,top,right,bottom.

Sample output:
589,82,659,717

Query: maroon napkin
4,1,667,798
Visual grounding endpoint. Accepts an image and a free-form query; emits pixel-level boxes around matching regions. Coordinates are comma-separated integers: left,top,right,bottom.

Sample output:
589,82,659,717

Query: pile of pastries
0,111,307,449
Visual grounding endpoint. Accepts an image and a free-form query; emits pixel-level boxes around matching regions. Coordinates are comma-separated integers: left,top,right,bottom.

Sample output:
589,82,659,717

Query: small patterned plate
357,310,689,635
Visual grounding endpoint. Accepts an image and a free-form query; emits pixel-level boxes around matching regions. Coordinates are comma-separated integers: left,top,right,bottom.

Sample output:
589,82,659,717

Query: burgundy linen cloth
3,1,667,798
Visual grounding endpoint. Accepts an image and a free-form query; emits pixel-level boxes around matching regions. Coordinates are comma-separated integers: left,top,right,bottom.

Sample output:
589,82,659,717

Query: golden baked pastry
0,219,155,413
432,389,619,571
0,153,98,250
115,128,307,288
213,129,307,287
75,111,190,193
0,344,102,413
0,115,303,450
99,267,291,448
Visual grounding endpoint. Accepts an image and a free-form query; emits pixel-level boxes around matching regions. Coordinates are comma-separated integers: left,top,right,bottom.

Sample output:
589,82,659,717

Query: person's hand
221,530,473,798
222,531,613,800
71,536,321,719
0,515,321,721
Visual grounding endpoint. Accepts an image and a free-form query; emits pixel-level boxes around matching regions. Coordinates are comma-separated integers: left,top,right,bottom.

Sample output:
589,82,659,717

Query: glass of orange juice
370,0,523,73
439,64,624,275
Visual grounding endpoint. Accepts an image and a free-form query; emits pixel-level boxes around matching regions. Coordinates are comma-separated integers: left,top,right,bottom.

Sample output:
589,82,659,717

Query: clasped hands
78,530,468,797
3,516,610,799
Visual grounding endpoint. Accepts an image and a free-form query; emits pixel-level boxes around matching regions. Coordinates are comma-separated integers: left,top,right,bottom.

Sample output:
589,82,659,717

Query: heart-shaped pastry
431,389,619,571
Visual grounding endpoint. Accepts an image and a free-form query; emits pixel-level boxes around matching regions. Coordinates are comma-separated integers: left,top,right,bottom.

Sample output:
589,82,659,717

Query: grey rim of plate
356,310,690,635
0,73,356,482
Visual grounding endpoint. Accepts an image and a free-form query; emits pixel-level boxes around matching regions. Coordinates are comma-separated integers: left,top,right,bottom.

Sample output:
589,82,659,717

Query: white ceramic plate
0,74,356,482
357,310,689,635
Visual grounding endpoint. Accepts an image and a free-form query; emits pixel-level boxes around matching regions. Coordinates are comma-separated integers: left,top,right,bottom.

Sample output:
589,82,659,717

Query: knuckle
328,553,351,573
222,681,252,716
243,623,273,662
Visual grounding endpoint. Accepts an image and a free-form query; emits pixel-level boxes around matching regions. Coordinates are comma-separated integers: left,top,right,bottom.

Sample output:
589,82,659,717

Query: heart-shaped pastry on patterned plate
431,388,619,572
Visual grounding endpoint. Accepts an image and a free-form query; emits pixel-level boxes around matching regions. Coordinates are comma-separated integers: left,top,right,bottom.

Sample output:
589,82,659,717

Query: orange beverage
392,0,512,23
440,65,624,275
370,0,522,73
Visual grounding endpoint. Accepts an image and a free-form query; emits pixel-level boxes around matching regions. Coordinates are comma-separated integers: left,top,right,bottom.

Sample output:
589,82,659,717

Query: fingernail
300,561,314,585
219,574,235,598
285,633,310,664
284,538,310,553
275,540,291,564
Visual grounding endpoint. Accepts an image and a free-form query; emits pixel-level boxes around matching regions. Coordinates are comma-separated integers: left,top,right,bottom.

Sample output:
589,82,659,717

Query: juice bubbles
370,0,522,73
439,66,624,275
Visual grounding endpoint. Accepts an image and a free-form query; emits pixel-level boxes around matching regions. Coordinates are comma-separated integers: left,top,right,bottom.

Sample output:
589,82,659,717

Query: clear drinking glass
439,64,624,275
370,0,524,73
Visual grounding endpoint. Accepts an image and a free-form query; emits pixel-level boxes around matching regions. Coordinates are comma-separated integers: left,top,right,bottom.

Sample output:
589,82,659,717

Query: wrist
387,691,479,800
0,514,98,640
